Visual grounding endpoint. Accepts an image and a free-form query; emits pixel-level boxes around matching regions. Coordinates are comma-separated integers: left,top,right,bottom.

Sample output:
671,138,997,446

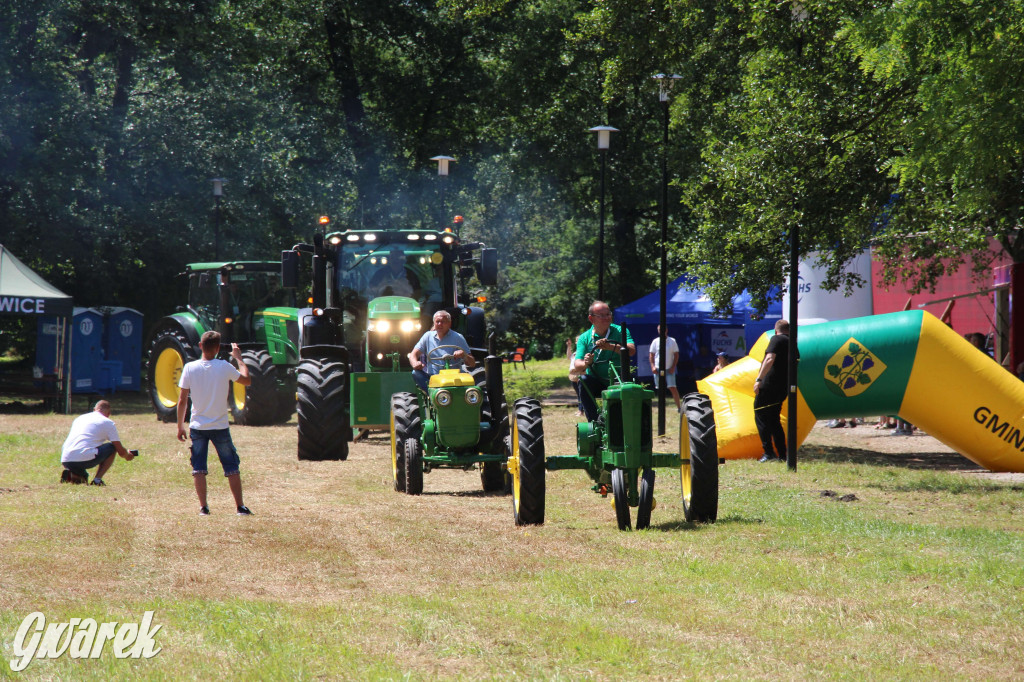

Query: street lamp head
588,125,619,150
430,155,456,176
210,178,226,197
652,73,683,102
791,1,809,22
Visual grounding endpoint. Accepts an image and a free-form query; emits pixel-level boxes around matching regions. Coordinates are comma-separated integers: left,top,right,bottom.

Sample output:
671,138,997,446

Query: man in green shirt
573,300,636,421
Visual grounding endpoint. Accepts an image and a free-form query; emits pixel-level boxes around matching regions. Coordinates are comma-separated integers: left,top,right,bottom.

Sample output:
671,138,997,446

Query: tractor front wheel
404,438,424,495
147,330,197,423
510,397,545,525
296,357,350,461
390,392,421,492
636,467,656,530
680,392,718,523
611,468,631,531
230,350,285,426
480,461,508,493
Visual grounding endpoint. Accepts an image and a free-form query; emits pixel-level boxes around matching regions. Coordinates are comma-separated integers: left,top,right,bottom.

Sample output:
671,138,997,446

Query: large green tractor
389,343,542,507
281,217,497,461
530,344,720,530
146,261,299,426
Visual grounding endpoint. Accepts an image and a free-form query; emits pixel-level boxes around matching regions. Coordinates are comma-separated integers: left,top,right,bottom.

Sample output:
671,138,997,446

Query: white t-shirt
649,336,679,370
179,358,241,430
61,411,120,462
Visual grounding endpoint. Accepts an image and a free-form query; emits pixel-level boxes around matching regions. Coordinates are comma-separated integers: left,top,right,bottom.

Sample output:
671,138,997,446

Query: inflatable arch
697,310,1024,473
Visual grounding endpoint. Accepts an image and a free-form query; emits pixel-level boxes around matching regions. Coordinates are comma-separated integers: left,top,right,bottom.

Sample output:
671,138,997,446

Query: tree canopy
2,0,1019,356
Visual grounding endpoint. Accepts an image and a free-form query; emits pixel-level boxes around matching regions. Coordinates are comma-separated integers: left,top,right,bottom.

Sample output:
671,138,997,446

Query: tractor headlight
465,388,482,405
399,319,416,333
434,390,452,407
369,320,391,333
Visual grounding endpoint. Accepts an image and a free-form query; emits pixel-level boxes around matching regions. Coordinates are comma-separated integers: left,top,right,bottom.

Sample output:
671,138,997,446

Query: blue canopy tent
614,276,781,393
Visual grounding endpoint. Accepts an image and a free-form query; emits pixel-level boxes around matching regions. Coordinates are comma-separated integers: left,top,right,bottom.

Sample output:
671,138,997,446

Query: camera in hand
129,449,139,458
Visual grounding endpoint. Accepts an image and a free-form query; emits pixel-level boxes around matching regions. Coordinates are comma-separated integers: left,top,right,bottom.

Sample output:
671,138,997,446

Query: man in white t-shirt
177,331,253,516
649,325,681,412
60,400,135,485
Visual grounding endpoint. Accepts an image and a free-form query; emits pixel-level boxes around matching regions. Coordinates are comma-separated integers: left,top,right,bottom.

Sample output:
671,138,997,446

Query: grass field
1,389,1023,680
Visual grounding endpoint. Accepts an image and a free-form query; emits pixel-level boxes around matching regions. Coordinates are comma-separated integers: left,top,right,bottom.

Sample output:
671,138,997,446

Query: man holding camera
60,400,136,486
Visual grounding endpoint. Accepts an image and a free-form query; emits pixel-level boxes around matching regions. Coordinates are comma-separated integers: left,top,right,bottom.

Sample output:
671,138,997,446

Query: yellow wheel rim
679,413,693,510
390,409,399,484
154,347,184,408
510,414,521,515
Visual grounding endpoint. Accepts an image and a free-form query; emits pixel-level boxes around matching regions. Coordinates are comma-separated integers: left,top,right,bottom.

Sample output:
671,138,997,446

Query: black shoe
60,470,73,484
758,454,778,463
199,506,210,516
90,479,105,486
236,505,253,516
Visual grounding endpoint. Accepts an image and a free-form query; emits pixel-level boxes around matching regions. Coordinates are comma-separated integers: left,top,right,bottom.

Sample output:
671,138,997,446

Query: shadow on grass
652,514,763,532
0,391,154,416
800,444,984,471
420,488,509,498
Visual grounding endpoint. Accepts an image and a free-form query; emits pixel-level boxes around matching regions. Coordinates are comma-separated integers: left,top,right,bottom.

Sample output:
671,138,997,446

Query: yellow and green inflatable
697,310,1024,472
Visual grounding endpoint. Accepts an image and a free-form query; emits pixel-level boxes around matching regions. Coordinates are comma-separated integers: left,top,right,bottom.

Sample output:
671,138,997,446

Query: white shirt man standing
649,325,681,412
177,331,253,516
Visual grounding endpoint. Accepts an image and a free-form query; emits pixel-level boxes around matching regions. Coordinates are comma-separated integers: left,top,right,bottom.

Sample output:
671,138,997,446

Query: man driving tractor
408,310,477,391
572,300,635,421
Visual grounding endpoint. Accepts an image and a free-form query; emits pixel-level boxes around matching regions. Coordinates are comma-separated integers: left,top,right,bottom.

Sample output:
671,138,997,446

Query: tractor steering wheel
426,344,467,371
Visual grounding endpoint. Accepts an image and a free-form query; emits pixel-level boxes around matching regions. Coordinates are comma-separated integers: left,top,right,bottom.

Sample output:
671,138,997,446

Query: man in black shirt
753,319,795,463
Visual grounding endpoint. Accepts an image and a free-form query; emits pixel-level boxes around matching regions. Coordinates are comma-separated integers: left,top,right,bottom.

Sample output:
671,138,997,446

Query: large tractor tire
390,392,421,492
230,350,287,426
510,397,545,525
296,357,350,461
147,329,197,423
470,366,508,452
680,392,718,523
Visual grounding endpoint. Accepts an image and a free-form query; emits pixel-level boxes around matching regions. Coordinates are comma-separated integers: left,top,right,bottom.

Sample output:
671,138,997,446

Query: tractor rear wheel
480,461,507,492
635,467,655,530
296,357,349,461
230,350,285,426
680,392,718,523
147,329,197,423
390,392,421,492
404,438,424,495
611,468,631,531
510,397,545,525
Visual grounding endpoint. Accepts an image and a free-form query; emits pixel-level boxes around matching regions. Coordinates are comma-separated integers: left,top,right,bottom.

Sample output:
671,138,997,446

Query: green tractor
389,344,544,514
281,217,498,461
537,345,719,530
146,261,299,426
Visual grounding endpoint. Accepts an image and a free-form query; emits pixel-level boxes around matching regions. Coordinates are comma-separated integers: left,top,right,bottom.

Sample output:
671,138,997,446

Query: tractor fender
461,306,487,348
146,313,204,352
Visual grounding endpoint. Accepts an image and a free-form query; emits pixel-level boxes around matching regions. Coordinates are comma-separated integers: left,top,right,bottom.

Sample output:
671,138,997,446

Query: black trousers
754,393,786,459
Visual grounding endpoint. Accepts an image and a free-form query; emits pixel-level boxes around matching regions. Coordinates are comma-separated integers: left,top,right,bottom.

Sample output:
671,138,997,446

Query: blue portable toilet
36,307,104,393
101,307,143,391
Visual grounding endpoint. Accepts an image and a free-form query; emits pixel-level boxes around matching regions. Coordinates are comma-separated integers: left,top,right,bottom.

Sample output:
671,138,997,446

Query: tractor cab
186,262,295,349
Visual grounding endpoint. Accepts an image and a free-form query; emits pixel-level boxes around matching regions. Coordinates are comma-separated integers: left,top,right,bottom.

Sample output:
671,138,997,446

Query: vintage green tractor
146,261,299,426
527,348,719,530
389,345,544,516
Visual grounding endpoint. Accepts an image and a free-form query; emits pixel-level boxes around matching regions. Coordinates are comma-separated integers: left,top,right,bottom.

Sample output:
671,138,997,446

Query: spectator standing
753,319,797,463
177,331,253,516
649,325,681,412
567,336,584,418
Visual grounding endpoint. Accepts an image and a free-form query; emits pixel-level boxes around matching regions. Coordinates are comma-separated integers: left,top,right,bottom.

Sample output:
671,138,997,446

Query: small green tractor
533,346,719,530
281,217,498,461
388,345,545,521
146,261,299,425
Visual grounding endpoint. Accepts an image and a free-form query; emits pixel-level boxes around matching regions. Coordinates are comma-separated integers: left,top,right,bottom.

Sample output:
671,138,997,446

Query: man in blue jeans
60,400,136,485
176,331,253,516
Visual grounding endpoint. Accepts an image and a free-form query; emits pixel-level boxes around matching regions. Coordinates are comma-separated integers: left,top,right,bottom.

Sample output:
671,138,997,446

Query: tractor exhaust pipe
485,332,505,422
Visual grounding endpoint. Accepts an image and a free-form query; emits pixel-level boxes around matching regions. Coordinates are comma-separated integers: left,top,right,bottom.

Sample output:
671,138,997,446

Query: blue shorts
189,428,240,477
63,443,115,475
653,372,677,389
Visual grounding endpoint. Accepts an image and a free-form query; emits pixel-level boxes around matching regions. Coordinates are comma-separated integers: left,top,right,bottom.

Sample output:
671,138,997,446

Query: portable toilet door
69,307,104,393
102,307,143,391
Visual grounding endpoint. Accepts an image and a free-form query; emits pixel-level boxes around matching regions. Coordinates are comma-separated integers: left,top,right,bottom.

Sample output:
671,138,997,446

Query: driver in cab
409,310,476,391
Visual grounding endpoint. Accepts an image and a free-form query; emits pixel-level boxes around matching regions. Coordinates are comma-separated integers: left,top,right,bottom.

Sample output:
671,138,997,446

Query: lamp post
787,2,808,470
653,73,682,436
430,155,455,228
210,178,226,260
588,126,618,300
